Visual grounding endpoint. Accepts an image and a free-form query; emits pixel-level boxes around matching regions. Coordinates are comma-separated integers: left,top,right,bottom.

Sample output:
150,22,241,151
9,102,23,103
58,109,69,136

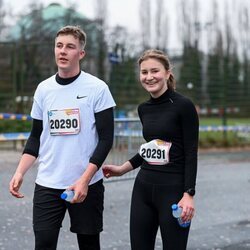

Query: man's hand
9,172,24,198
69,179,89,204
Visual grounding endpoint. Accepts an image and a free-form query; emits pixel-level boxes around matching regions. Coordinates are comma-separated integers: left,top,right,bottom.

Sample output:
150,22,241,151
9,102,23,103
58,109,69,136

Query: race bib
48,108,80,135
139,139,172,165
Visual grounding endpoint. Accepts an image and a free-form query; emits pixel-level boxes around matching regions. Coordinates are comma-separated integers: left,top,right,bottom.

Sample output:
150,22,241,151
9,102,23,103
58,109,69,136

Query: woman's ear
165,70,171,81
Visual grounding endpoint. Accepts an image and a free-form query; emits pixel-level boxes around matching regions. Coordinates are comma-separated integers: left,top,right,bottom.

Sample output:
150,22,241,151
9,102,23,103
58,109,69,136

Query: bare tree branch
139,0,151,49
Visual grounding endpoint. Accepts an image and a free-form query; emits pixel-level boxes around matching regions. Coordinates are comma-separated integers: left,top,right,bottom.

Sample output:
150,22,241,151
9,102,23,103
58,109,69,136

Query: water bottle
61,190,74,202
171,204,190,228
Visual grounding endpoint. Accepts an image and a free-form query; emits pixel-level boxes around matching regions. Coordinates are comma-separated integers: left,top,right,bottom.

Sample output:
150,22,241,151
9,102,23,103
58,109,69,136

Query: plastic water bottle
61,190,74,202
171,204,190,228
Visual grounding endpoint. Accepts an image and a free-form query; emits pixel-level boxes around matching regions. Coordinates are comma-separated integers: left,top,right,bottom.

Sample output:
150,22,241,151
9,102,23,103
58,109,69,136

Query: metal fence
1,116,250,181
1,42,250,120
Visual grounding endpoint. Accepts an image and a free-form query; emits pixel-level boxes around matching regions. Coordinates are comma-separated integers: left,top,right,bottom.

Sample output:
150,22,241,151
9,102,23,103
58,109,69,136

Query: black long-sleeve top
23,72,114,169
129,89,199,191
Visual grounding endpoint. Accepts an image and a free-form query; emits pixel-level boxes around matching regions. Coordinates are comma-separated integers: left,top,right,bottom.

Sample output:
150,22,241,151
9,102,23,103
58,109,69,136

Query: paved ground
0,149,250,250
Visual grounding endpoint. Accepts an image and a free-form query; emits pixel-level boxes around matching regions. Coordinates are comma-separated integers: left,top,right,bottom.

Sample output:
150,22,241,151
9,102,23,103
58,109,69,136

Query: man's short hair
56,25,87,50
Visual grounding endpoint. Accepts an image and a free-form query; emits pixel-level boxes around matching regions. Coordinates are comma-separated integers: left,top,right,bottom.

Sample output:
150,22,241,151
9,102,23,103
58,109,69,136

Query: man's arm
70,108,114,203
9,119,42,198
9,154,37,198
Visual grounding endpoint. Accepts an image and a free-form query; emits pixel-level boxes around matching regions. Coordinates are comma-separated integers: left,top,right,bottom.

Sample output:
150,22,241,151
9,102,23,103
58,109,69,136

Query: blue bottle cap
171,204,178,210
61,193,67,200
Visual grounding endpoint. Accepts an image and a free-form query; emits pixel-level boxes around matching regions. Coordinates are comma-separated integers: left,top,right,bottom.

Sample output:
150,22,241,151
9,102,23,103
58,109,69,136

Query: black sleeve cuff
129,153,143,169
23,136,40,158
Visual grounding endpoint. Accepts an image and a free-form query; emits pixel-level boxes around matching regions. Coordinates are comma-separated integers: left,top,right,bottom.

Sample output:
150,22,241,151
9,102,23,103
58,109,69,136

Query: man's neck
58,68,80,78
56,71,81,85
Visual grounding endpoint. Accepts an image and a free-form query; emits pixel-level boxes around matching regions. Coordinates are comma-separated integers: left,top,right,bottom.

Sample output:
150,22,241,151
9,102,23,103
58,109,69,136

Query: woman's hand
102,161,133,178
102,164,124,178
178,193,195,222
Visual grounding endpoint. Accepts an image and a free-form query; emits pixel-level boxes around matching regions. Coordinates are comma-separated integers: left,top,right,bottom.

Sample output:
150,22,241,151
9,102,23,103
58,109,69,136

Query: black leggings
34,229,100,250
130,169,190,250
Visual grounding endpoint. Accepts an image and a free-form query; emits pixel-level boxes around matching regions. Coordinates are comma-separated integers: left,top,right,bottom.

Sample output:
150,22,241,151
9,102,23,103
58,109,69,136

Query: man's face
54,34,85,75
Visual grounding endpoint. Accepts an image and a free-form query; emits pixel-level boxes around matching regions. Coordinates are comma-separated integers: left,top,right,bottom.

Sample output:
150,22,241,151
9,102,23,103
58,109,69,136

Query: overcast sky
4,0,141,32
3,0,250,52
3,0,182,49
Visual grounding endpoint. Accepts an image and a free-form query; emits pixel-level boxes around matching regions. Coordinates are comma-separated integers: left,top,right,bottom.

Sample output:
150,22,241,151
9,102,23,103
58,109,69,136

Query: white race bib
139,139,172,165
48,108,80,135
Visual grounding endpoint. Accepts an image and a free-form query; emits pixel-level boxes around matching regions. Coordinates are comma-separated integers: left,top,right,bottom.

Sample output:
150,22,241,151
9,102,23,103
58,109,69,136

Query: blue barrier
0,113,32,121
0,112,250,143
0,113,249,133
0,132,30,141
0,126,249,142
115,125,250,137
199,125,250,132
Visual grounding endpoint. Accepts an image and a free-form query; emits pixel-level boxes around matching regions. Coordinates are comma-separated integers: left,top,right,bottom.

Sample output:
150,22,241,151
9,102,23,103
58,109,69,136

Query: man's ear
80,50,85,60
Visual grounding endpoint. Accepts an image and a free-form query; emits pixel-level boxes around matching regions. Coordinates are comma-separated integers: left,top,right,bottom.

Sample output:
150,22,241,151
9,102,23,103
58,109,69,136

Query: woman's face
139,58,170,98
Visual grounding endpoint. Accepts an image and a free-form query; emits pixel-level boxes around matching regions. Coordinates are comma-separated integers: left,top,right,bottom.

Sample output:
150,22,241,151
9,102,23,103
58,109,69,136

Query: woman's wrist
121,161,133,175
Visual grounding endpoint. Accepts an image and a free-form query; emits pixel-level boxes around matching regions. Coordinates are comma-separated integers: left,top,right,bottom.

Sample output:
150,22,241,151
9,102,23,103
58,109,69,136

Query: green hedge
0,120,32,133
199,131,250,148
1,119,250,148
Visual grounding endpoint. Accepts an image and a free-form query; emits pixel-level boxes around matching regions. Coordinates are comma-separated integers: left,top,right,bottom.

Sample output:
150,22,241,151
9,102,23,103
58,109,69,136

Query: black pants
33,180,104,250
34,230,100,250
130,169,190,250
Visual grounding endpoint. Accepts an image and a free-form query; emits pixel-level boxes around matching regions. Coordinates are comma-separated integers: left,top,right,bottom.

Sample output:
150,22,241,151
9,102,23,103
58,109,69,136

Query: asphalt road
0,149,250,250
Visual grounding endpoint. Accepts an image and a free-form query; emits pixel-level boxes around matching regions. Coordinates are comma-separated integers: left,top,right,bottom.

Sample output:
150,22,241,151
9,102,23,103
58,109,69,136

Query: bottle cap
61,193,67,200
171,204,178,210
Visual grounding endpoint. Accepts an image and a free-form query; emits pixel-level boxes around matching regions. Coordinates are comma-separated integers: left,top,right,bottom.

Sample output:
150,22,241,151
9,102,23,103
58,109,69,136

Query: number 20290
50,118,78,129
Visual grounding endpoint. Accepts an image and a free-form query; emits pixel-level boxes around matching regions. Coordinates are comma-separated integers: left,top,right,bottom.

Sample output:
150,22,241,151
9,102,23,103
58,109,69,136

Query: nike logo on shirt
77,95,87,99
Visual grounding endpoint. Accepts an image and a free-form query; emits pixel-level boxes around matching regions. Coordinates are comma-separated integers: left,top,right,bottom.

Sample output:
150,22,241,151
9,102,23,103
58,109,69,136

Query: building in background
0,3,107,113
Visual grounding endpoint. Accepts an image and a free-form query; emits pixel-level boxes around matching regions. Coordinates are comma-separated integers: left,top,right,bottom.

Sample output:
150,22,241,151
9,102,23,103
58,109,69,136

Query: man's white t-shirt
31,71,116,189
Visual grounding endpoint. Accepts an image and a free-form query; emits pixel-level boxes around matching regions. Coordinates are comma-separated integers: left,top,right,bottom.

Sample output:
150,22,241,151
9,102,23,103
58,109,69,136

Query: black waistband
137,168,184,186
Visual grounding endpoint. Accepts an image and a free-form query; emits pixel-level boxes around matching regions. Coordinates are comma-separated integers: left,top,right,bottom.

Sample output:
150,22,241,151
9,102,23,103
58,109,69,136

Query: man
9,25,116,250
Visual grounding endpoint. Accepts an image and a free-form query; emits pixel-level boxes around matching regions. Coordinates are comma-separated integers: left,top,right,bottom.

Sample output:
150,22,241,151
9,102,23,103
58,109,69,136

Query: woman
103,49,199,250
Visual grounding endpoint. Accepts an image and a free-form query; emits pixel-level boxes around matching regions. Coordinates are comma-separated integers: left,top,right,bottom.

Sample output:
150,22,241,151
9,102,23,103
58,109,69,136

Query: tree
155,0,169,50
1,2,107,113
178,45,202,104
0,0,6,38
139,0,169,51
93,0,108,81
177,0,202,104
238,3,250,115
139,0,151,49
